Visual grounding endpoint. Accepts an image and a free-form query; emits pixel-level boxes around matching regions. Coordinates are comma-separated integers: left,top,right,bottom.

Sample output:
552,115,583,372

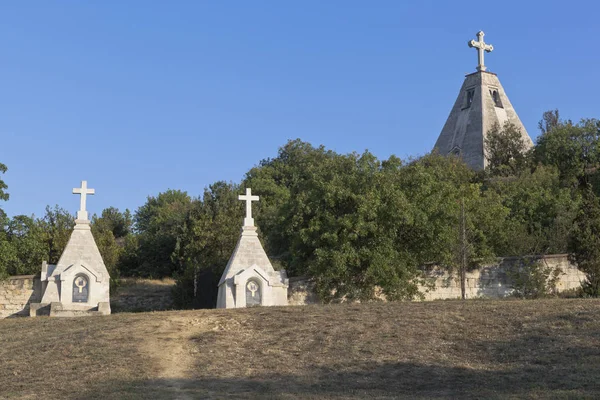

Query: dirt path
136,312,244,399
138,315,199,400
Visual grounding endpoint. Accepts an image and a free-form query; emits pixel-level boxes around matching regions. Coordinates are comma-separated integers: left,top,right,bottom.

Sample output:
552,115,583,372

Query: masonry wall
419,254,584,300
0,275,42,318
288,277,319,306
0,255,588,316
287,254,586,304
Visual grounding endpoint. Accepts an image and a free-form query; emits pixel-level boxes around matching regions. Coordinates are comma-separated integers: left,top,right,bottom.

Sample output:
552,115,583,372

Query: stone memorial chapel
30,181,111,317
434,31,533,170
217,188,289,308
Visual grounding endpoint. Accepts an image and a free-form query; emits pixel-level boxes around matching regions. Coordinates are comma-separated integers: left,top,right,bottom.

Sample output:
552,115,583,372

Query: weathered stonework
217,226,289,308
419,254,585,300
0,275,42,318
217,189,288,309
434,32,533,170
30,181,111,317
287,277,319,306
287,254,586,304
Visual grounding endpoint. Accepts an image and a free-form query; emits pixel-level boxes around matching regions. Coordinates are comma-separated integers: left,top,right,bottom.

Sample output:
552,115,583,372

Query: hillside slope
1,299,600,399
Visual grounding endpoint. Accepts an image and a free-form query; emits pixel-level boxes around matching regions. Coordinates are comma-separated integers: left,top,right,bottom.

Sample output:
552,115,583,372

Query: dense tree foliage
0,163,8,205
91,207,133,285
3,110,600,306
39,206,75,265
569,185,600,296
485,122,531,177
171,182,244,308
534,116,600,187
488,166,578,255
127,190,193,277
0,164,9,278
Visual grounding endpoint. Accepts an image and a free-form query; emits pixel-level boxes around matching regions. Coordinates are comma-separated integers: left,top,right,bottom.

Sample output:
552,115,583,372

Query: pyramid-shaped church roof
434,31,533,170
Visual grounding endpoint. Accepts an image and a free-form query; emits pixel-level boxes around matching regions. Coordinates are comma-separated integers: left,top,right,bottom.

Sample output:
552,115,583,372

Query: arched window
73,274,89,303
450,146,462,157
490,89,503,108
245,279,261,307
465,89,475,108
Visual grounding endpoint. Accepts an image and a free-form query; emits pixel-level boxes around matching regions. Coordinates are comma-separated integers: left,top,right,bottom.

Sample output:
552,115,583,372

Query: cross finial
239,188,259,227
468,31,494,72
73,180,95,221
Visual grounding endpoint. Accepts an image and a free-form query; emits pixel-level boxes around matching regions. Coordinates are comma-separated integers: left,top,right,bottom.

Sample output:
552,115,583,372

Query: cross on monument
73,180,95,221
468,31,494,72
239,188,259,227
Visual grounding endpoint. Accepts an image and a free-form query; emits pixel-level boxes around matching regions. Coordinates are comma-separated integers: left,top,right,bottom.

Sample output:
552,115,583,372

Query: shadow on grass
76,358,600,400
78,308,600,399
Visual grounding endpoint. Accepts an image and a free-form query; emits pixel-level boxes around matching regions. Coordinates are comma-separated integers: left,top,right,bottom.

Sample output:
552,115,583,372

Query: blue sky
1,1,599,218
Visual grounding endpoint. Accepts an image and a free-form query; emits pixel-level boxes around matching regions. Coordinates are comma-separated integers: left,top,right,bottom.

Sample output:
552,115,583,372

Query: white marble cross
468,31,494,72
73,180,95,221
239,188,259,227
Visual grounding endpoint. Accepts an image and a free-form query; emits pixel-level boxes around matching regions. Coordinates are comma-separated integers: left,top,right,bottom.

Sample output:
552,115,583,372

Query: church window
73,274,89,303
490,89,503,108
464,89,475,109
245,279,261,307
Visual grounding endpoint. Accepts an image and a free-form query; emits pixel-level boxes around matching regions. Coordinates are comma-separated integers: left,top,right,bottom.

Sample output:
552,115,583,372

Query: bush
507,259,562,299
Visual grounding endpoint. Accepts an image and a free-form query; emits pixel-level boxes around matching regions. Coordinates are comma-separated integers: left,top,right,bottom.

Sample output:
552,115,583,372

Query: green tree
278,149,423,301
0,162,8,204
485,121,531,177
39,205,75,264
488,166,578,256
534,117,600,187
245,142,508,301
0,164,10,278
569,185,600,296
398,154,508,299
4,215,48,275
131,190,193,277
0,211,16,279
92,207,132,239
91,207,134,280
538,109,561,135
244,139,336,262
172,182,244,308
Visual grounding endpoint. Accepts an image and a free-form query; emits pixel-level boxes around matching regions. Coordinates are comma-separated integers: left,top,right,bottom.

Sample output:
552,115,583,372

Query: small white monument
216,188,288,308
30,181,111,317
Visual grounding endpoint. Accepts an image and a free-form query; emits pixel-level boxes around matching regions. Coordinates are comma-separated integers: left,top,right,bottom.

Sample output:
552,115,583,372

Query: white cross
239,188,259,227
468,31,494,72
73,180,95,221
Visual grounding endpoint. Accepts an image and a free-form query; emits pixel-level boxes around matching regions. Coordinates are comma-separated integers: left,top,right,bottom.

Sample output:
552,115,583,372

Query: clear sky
1,1,599,218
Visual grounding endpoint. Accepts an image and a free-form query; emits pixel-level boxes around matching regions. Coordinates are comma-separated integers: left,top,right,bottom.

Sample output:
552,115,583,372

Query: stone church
434,31,533,170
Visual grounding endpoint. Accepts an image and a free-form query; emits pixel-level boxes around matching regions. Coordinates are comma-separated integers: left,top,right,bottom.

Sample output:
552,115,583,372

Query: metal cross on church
239,188,259,227
73,180,95,221
468,31,494,72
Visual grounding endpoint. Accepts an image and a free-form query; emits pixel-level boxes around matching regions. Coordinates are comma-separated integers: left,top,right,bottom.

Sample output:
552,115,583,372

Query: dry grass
110,278,175,313
2,299,600,399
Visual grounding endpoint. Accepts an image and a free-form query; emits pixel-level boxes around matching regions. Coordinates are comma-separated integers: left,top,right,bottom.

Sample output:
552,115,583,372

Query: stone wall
419,254,585,300
0,275,42,318
0,255,588,316
287,254,586,304
288,277,319,305
0,276,178,318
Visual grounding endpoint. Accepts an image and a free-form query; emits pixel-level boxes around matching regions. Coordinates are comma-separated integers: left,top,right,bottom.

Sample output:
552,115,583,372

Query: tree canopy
2,110,600,305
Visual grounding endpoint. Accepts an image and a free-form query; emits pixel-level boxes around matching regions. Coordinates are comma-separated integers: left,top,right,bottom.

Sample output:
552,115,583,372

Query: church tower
433,31,533,170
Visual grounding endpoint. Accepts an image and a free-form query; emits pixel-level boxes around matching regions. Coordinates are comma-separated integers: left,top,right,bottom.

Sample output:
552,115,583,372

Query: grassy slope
1,299,600,399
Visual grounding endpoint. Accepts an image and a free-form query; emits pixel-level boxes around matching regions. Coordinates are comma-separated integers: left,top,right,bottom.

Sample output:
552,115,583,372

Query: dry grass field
1,299,600,399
